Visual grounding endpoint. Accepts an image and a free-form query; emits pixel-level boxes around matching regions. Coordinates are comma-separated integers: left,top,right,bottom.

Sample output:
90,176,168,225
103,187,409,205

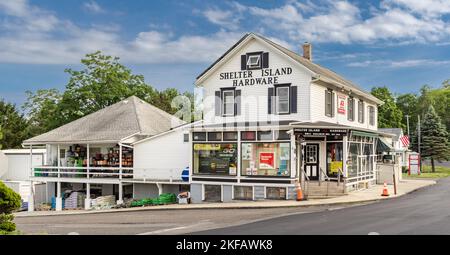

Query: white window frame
325,90,333,117
222,90,235,117
247,55,261,69
368,106,375,126
358,100,364,123
276,86,290,114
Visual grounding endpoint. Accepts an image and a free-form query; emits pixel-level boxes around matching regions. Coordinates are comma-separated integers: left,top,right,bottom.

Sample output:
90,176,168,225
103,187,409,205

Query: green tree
0,181,21,234
23,89,61,136
371,87,405,129
420,105,450,172
0,100,30,149
57,51,159,125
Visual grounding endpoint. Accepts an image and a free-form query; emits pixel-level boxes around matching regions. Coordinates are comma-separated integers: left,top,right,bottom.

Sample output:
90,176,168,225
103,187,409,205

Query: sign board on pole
408,153,421,175
337,94,346,114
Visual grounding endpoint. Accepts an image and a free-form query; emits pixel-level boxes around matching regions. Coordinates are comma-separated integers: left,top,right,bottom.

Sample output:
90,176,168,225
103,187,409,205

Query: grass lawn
403,165,450,179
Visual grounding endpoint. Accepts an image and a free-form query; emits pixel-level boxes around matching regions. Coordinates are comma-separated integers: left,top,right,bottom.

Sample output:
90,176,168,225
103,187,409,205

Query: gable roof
378,128,404,140
23,96,186,145
196,32,382,105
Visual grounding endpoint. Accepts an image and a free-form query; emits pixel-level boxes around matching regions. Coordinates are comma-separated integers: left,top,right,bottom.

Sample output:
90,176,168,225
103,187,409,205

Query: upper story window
358,100,365,123
222,90,235,116
247,55,261,69
276,86,290,114
368,106,375,126
348,97,355,121
325,89,335,117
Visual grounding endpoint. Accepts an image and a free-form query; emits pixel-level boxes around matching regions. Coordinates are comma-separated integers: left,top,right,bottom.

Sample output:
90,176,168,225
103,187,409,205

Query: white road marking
368,232,380,235
137,221,211,235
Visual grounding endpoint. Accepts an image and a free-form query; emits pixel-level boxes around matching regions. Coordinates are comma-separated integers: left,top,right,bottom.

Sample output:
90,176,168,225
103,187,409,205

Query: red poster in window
259,152,275,169
338,94,346,114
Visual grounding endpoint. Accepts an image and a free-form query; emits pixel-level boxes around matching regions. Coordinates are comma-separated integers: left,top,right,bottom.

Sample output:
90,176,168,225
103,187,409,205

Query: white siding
309,82,378,130
200,38,312,125
1,153,44,181
133,129,190,180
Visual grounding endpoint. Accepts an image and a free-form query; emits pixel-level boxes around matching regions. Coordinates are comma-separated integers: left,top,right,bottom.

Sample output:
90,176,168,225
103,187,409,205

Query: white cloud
201,0,450,45
203,9,240,30
348,59,450,68
83,1,105,14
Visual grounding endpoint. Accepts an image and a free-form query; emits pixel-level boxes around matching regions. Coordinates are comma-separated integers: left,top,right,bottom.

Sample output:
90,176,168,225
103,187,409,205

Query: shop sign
294,128,347,136
337,94,346,114
259,152,275,169
329,161,343,174
194,144,221,151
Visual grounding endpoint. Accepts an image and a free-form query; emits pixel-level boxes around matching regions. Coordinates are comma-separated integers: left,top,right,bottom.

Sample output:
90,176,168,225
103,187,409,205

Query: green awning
377,137,394,153
351,130,379,138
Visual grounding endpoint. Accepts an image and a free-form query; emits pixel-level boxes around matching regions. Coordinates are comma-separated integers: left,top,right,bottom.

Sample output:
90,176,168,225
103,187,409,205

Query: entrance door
304,144,319,180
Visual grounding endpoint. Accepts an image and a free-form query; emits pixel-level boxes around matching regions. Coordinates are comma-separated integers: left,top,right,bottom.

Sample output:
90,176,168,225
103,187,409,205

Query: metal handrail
319,167,330,196
302,167,310,199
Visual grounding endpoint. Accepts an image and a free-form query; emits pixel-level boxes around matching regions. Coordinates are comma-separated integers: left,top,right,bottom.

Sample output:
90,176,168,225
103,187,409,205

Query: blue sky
1,0,450,106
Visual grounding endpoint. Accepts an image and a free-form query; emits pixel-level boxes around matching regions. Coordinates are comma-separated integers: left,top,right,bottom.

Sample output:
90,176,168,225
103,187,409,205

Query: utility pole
405,115,410,138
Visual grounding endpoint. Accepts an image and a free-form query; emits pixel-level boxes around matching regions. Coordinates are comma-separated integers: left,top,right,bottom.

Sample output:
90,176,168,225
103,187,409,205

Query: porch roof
23,96,185,145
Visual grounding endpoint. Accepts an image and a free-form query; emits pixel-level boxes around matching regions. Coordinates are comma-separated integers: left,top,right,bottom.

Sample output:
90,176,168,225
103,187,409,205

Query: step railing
302,167,310,200
319,167,330,196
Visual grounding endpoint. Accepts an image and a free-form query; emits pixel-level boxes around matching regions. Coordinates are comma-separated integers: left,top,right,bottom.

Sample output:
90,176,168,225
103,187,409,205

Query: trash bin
177,192,191,204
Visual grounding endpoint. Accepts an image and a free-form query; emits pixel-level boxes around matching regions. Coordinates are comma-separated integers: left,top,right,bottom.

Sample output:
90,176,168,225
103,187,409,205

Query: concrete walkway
14,179,435,218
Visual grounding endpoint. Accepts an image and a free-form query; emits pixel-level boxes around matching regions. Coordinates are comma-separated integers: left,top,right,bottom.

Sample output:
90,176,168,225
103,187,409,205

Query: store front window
241,143,290,176
193,143,237,176
326,143,343,177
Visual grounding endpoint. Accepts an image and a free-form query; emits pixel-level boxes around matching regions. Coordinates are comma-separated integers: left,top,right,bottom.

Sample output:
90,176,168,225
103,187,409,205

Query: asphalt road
14,204,351,235
193,178,450,235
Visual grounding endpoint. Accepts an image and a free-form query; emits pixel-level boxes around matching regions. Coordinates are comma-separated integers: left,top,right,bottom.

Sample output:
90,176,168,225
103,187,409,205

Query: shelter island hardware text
219,67,293,87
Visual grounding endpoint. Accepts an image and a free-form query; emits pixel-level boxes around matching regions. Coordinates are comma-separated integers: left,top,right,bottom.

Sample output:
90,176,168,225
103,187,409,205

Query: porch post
119,144,123,180
85,183,91,210
86,144,90,179
28,145,35,212
343,135,348,177
56,181,62,211
117,182,124,205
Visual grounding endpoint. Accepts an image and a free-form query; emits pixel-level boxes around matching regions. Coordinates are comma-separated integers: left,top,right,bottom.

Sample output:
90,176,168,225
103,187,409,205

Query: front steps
303,181,346,199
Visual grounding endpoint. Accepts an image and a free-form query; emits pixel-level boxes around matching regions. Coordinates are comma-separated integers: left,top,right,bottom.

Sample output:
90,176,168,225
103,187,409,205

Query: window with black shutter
358,100,365,123
348,97,354,121
368,106,375,126
325,89,335,117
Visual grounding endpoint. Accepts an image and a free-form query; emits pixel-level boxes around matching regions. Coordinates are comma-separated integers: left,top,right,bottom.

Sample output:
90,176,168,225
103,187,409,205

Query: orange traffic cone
296,182,303,201
381,182,389,196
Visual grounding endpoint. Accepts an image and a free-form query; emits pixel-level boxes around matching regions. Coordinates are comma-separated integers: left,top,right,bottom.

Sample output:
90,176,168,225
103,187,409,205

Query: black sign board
294,128,348,136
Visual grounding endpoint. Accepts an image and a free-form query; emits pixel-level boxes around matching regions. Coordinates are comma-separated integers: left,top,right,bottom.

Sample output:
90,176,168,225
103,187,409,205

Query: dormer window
247,55,261,69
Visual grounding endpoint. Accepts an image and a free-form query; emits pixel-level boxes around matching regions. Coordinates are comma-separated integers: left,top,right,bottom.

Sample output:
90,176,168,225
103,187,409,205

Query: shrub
0,181,21,234
0,181,21,214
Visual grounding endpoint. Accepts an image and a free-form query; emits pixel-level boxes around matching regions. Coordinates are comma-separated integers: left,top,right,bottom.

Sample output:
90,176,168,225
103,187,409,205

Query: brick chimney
302,42,312,61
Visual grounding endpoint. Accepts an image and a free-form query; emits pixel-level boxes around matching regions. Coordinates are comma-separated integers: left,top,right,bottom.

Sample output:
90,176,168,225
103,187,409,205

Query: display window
326,143,343,177
208,132,222,141
275,130,290,140
193,132,207,141
241,143,290,176
257,131,273,140
193,143,237,175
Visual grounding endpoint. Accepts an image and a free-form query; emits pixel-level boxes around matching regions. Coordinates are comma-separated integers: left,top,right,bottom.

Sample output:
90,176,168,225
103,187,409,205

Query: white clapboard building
187,32,389,202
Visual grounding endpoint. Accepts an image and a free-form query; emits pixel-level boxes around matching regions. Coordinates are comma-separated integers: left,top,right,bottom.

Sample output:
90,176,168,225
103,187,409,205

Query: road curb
14,181,436,218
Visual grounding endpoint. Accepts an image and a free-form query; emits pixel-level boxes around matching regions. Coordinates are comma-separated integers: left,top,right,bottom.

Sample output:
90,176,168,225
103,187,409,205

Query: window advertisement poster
259,152,275,169
337,94,346,114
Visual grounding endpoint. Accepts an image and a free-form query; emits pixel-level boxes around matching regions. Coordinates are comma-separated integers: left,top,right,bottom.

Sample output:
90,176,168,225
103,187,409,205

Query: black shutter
235,90,241,116
241,55,247,70
325,90,328,116
332,92,336,117
268,87,274,114
262,52,269,68
215,91,221,116
290,86,297,113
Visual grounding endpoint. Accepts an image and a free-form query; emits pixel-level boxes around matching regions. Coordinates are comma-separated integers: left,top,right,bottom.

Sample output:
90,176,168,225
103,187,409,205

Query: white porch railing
32,166,186,183
32,166,133,179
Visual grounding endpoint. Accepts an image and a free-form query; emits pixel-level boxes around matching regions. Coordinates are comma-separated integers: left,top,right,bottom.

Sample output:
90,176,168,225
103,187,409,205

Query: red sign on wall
338,94,346,114
259,152,275,169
